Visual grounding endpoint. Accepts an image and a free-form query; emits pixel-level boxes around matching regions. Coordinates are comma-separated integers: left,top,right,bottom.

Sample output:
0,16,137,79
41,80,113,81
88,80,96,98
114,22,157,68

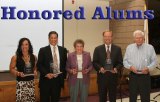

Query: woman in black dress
10,38,37,102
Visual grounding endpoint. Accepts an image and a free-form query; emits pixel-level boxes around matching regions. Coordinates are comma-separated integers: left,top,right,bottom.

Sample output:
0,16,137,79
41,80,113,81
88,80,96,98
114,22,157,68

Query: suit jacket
37,45,67,88
93,44,123,83
66,51,92,86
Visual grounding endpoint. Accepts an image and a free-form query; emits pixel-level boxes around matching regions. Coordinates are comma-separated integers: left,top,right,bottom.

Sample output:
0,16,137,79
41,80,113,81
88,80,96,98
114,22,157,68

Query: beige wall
64,0,109,56
109,0,145,55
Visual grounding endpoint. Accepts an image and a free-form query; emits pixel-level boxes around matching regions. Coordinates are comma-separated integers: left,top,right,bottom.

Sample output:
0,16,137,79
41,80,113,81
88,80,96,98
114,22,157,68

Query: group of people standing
9,30,157,102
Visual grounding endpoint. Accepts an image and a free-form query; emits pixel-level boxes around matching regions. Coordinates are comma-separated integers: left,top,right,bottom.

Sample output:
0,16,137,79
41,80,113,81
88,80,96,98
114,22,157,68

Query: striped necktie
106,45,110,59
53,46,58,69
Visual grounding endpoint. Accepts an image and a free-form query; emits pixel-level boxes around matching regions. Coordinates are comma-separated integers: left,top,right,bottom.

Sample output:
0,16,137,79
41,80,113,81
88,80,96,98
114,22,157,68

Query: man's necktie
53,46,58,69
107,45,110,59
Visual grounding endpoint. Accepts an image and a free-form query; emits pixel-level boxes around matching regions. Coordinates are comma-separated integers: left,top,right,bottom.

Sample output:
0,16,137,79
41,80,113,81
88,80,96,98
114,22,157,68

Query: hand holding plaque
50,62,62,75
104,58,113,71
24,61,34,77
137,58,148,74
52,68,62,75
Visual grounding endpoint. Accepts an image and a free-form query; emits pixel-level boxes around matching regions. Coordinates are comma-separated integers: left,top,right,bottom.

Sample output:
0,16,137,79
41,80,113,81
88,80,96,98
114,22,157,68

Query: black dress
16,54,35,102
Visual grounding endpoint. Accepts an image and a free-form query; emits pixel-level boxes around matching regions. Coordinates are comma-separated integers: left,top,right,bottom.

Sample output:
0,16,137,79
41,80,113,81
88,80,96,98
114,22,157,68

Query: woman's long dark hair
16,38,33,57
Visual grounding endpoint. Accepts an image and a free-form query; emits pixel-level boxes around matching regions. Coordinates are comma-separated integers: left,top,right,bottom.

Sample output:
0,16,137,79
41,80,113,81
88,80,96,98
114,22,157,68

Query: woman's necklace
22,55,30,64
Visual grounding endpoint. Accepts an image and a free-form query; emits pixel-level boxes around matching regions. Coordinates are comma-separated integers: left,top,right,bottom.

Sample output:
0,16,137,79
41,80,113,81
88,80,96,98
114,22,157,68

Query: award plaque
104,58,113,71
137,58,148,74
78,69,82,72
137,70,142,74
50,62,62,75
24,62,34,77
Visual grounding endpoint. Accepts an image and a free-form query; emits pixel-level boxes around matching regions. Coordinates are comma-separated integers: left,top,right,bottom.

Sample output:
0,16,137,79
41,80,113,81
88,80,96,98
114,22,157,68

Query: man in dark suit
37,31,67,102
93,30,123,102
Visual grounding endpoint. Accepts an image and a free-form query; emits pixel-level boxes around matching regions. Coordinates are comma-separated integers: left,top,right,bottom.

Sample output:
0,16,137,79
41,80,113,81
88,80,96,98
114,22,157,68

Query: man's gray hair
133,30,145,37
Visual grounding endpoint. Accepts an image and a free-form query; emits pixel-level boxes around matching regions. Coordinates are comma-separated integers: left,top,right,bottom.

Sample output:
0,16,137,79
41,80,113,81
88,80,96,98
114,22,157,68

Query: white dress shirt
123,43,157,71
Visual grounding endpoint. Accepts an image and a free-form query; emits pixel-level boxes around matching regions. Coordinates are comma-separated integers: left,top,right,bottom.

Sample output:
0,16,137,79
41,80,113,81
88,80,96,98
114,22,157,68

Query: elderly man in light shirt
123,30,158,102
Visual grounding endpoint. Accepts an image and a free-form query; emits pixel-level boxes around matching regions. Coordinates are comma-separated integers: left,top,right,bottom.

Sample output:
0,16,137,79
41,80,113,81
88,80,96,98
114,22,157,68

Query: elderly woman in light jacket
66,39,93,102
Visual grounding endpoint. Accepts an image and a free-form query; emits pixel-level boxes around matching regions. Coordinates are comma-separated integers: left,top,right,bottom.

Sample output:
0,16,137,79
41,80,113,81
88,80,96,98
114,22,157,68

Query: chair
152,66,160,101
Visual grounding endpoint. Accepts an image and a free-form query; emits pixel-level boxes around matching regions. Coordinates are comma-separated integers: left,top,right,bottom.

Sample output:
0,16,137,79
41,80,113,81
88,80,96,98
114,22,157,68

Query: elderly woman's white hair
133,30,145,37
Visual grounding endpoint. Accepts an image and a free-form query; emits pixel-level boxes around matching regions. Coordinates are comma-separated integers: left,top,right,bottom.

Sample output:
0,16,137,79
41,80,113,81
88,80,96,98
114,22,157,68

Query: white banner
0,0,63,71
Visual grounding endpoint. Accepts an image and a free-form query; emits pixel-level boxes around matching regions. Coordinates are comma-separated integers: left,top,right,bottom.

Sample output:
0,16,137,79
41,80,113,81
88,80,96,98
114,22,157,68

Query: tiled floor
116,92,160,102
60,92,160,102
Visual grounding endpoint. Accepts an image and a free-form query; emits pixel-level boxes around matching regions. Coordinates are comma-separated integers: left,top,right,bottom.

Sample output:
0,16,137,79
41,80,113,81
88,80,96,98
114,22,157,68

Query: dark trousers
98,73,118,102
129,73,151,102
40,77,61,102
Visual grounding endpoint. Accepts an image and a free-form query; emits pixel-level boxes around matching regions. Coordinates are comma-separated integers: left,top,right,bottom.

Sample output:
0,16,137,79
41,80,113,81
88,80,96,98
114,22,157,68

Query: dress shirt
123,43,157,71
